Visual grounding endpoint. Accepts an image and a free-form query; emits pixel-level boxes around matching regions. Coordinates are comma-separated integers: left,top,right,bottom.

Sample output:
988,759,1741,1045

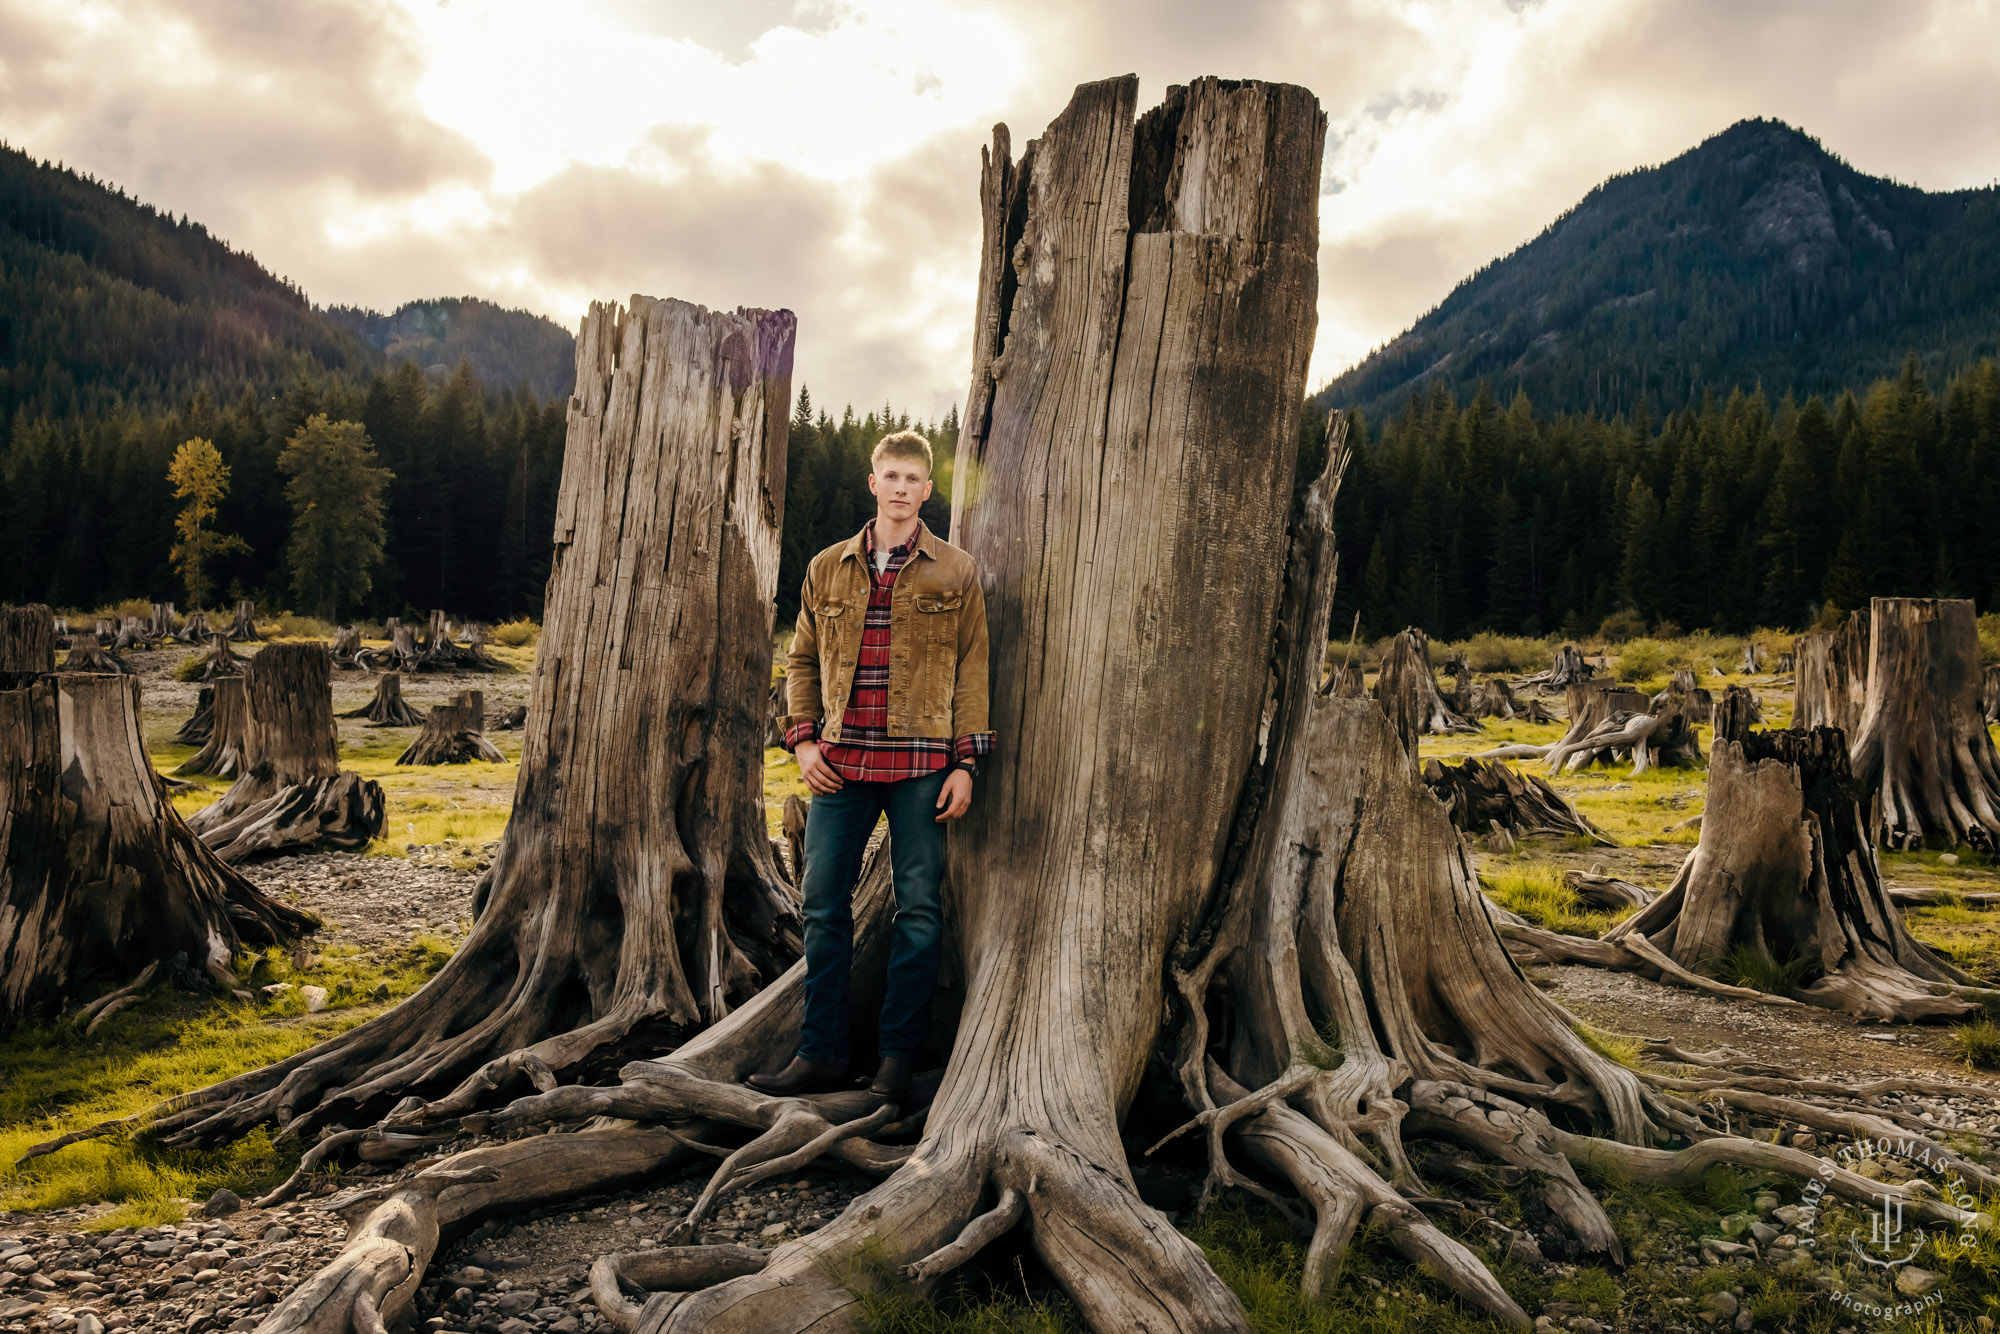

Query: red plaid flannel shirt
785,520,995,783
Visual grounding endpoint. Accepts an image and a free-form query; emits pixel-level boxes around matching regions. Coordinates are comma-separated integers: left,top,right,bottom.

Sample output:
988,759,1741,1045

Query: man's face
869,455,933,521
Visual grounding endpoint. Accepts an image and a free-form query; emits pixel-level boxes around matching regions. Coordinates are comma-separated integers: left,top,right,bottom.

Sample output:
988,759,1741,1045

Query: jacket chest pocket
912,590,963,644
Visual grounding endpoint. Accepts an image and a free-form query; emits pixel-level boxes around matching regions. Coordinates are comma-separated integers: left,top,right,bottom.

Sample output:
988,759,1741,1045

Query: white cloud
4,0,1999,416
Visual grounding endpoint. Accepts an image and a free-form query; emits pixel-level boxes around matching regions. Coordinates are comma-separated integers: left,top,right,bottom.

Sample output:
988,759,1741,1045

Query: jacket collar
841,518,935,566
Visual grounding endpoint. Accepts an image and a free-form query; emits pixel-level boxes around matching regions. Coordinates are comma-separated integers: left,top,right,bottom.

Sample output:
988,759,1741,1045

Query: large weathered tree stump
226,599,262,642
1849,597,2000,849
176,677,250,779
151,601,178,640
177,610,214,645
398,691,503,765
1793,613,1868,737
1375,627,1479,750
2,606,314,1021
1558,693,1992,1020
142,293,801,1157
1,605,55,687
186,643,386,862
339,672,424,727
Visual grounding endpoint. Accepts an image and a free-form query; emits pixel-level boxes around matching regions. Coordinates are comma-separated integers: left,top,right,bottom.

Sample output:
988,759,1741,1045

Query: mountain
0,141,373,435
1319,119,2000,421
0,143,574,442
322,297,576,401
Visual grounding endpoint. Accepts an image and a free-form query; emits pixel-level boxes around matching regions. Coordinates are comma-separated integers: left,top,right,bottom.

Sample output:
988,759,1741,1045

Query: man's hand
935,769,973,822
796,740,844,795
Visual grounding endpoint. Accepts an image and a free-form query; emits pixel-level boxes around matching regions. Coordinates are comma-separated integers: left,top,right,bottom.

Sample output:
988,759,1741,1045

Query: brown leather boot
745,1055,849,1095
868,1053,914,1107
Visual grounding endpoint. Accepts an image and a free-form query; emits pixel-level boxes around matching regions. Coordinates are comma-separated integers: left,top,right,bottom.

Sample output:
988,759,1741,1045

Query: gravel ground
250,850,481,949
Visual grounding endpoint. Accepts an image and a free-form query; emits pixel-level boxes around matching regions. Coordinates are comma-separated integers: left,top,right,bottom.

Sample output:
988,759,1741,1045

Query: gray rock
301,985,329,1013
1700,1290,1738,1317
1896,1265,1941,1298
203,1189,243,1218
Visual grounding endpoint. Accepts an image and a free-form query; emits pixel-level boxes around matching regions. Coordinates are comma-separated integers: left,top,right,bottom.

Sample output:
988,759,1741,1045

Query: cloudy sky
4,0,1999,416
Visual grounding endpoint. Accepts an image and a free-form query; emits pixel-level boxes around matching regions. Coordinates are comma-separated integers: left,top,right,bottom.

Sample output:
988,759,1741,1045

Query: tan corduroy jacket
783,523,990,746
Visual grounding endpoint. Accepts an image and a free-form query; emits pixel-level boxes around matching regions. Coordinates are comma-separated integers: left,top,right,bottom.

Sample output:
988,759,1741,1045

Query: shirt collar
861,517,928,563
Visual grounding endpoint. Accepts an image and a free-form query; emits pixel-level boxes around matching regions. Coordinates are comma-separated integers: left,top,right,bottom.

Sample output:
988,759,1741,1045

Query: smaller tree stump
1375,627,1480,753
189,644,386,861
226,600,263,642
177,685,217,745
341,673,424,727
494,704,528,731
1422,755,1603,842
176,676,251,779
331,627,365,669
1,604,56,687
201,633,248,682
178,611,214,644
3,611,314,1020
1465,676,1519,720
1517,644,1593,693
151,602,179,640
398,691,503,765
63,642,134,675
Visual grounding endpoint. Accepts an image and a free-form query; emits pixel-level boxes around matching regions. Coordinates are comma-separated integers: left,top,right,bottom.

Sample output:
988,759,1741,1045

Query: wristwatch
951,759,977,778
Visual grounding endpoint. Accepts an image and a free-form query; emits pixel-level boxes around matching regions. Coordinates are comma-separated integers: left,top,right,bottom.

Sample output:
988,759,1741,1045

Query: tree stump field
2,77,1999,1334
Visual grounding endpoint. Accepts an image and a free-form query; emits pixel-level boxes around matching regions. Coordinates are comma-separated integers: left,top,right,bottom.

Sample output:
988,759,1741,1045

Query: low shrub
1616,637,1668,681
1955,1019,2000,1070
1443,632,1550,674
172,653,208,682
1597,608,1648,643
262,613,335,641
490,617,541,648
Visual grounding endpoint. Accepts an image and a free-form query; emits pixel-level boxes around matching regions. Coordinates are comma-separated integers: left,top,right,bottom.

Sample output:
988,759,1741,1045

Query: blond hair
871,429,933,476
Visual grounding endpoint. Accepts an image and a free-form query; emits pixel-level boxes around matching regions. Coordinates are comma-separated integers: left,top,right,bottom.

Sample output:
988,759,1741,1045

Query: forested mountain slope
322,298,575,401
1319,119,2000,422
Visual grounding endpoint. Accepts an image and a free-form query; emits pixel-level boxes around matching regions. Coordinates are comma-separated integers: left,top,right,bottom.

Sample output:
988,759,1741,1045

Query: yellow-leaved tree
166,437,248,607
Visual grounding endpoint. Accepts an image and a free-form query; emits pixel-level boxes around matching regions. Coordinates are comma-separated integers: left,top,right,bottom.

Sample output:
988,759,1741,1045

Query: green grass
1719,945,1821,996
1185,1202,1541,1333
0,936,456,1227
1955,1020,2000,1070
1481,863,1633,937
766,746,811,837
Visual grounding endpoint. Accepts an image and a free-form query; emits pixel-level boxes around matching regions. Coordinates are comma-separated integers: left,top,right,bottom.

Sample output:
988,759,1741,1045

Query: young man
748,429,993,1105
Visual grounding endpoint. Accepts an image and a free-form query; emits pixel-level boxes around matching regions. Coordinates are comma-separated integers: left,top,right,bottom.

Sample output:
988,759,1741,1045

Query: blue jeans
797,768,949,1066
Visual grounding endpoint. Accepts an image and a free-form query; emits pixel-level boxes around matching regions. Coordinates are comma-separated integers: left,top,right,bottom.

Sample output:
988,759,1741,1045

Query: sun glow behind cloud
393,0,1028,189
5,0,2000,415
